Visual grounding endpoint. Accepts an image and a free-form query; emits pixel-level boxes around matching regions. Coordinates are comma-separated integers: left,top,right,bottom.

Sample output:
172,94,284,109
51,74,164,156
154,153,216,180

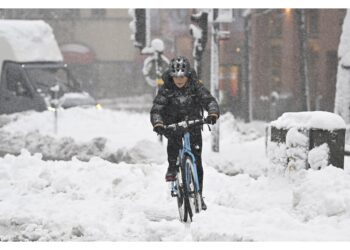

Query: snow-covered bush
308,143,330,170
285,128,309,171
267,141,287,174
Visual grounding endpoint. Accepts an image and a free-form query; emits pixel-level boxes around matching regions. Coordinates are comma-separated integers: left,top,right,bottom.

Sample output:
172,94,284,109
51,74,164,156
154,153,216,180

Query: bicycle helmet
169,56,191,77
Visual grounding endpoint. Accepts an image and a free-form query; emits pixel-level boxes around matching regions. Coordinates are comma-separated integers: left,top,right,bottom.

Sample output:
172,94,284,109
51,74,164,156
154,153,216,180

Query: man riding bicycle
150,56,220,210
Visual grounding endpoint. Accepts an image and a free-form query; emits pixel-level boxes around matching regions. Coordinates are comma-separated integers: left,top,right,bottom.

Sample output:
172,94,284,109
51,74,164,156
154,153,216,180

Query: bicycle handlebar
164,118,208,131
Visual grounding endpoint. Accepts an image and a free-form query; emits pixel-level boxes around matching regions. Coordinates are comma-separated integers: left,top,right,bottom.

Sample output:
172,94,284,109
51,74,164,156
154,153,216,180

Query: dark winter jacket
150,68,220,126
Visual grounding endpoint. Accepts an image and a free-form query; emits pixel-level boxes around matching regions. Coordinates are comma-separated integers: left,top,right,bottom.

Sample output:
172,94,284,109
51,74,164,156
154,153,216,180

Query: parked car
0,20,97,114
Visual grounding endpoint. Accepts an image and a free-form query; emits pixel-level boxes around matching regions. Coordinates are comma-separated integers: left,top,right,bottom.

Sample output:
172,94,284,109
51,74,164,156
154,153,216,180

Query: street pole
50,84,60,134
193,43,203,79
154,50,161,95
243,11,252,123
210,9,220,152
154,49,163,143
295,9,311,111
145,9,151,49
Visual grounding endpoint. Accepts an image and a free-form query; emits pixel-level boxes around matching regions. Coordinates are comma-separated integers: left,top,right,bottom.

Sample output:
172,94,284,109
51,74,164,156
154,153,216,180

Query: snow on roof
0,20,63,64
270,111,346,130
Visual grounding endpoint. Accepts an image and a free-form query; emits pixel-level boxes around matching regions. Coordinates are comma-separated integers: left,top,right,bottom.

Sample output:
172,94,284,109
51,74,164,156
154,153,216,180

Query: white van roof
0,20,63,75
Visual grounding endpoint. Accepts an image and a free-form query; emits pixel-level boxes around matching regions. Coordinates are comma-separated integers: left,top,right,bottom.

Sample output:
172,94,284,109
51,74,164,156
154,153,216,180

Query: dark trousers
167,128,204,194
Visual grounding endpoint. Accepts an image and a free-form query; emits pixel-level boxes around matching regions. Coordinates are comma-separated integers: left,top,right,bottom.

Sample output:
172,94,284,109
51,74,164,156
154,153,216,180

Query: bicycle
164,118,210,222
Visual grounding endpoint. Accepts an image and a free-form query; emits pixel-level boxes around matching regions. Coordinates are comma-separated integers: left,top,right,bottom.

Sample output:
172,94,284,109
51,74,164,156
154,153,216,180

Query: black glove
205,114,218,125
153,124,165,135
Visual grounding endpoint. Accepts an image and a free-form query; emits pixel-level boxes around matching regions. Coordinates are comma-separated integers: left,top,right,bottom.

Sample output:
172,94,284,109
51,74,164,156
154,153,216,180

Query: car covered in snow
0,20,97,114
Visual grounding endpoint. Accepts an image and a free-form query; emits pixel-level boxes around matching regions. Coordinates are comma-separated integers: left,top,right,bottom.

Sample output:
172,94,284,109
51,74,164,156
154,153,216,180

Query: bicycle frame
179,132,200,194
167,118,208,222
170,121,204,197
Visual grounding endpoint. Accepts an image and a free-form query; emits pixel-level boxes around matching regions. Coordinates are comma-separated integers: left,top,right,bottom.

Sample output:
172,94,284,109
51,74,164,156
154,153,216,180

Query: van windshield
25,67,80,96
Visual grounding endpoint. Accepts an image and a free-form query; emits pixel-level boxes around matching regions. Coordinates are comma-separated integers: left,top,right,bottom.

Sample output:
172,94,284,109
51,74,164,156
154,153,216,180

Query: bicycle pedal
166,176,176,182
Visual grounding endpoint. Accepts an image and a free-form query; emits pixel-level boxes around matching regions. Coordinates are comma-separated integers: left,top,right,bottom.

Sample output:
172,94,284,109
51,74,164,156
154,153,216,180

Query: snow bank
270,111,346,130
1,107,149,147
0,108,166,164
0,150,178,241
293,166,350,221
1,149,350,241
0,109,267,178
202,113,269,178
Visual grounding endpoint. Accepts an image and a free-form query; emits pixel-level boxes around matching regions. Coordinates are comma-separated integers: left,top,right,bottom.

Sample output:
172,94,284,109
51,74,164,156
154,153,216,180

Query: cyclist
150,56,220,210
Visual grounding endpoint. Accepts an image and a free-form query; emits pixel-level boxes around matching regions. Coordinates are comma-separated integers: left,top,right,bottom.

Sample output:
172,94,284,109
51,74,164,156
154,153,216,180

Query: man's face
172,76,188,88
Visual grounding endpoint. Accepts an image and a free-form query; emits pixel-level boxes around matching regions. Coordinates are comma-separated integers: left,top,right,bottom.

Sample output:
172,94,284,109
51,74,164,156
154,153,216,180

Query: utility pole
242,10,252,123
295,9,311,111
211,9,220,152
210,9,231,152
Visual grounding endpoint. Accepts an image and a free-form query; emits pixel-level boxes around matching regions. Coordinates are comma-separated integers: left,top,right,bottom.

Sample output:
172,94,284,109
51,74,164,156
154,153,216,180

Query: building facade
247,9,346,121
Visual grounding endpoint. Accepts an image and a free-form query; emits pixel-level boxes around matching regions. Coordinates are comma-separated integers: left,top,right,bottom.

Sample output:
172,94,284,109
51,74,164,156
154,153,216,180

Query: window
270,45,282,89
6,66,31,97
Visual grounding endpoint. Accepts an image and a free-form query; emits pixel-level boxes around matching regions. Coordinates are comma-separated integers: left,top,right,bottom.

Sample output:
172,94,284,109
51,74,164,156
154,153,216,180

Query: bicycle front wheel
183,155,201,217
176,168,186,222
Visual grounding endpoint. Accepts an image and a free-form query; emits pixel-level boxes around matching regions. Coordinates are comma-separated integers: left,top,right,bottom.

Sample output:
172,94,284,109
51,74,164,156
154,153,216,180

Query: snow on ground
0,107,165,164
1,107,350,241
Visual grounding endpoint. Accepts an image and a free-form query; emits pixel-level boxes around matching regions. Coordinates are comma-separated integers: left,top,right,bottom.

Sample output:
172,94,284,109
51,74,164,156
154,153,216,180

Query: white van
0,20,96,114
